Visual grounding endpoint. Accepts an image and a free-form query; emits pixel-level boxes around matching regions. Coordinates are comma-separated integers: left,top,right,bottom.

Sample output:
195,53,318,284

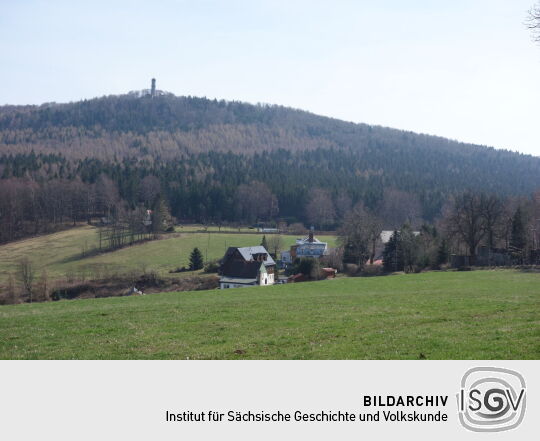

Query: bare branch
527,3,540,42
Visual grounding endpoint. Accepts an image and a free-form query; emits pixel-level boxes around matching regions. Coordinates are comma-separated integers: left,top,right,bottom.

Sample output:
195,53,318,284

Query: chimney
151,78,156,97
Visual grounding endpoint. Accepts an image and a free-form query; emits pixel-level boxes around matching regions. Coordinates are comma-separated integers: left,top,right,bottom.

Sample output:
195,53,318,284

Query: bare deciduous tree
480,194,504,250
95,174,120,220
443,192,486,265
139,175,162,206
267,234,283,258
321,247,344,271
289,222,307,235
18,258,34,303
277,220,288,233
7,273,18,304
235,181,279,223
380,188,422,229
366,212,383,265
532,190,540,249
527,2,540,42
36,269,50,302
339,203,381,267
305,188,336,229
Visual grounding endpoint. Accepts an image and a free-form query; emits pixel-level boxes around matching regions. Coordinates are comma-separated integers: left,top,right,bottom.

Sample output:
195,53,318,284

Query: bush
321,248,343,272
0,292,12,305
204,261,220,273
169,266,188,273
457,266,473,272
344,263,360,276
296,257,315,276
0,273,19,305
137,271,161,287
361,264,383,277
36,270,51,302
417,254,431,271
289,222,307,235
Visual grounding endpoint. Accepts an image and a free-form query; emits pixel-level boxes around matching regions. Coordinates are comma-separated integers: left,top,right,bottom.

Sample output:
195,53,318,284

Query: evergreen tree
151,195,173,234
510,207,527,263
342,241,357,265
260,235,268,250
382,230,403,272
342,240,369,266
189,247,204,270
400,224,419,273
437,238,449,266
295,257,315,277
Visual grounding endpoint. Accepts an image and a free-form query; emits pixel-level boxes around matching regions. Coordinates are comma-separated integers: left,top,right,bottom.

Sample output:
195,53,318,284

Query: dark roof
238,246,275,266
221,260,263,279
223,246,275,267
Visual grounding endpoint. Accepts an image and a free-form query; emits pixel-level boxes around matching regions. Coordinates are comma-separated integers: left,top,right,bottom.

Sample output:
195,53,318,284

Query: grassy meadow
0,225,336,284
0,270,538,359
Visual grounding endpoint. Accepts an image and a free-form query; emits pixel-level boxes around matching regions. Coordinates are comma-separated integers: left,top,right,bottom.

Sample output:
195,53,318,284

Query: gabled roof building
219,246,276,289
281,227,328,264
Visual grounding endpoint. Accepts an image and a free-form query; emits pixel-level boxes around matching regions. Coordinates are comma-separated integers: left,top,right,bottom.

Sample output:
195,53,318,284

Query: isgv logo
457,367,526,432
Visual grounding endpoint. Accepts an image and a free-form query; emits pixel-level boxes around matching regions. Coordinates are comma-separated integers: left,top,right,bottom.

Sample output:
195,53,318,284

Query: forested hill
0,93,539,233
1,93,537,161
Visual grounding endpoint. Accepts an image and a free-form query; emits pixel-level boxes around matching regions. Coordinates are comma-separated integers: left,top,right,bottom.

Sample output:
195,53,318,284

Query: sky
1,0,539,156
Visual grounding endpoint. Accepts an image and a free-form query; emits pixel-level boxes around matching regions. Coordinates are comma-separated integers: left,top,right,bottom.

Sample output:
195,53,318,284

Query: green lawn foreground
0,270,538,360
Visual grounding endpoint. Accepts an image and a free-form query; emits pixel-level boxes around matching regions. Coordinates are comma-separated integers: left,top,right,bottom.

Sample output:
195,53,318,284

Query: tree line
337,190,540,274
1,146,540,244
0,173,173,243
1,93,540,243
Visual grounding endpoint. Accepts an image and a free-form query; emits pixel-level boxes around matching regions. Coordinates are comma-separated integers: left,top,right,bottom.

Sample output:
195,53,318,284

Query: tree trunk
469,245,476,266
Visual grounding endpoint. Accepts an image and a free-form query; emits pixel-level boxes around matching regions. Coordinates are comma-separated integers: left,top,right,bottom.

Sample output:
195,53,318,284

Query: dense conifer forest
1,93,539,242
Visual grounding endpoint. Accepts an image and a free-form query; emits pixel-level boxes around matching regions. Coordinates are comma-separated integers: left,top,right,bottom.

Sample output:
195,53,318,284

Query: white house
380,230,420,243
281,227,328,265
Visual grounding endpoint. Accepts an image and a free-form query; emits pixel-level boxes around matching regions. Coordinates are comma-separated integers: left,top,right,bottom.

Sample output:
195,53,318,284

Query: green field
0,225,336,284
175,225,258,233
1,270,538,359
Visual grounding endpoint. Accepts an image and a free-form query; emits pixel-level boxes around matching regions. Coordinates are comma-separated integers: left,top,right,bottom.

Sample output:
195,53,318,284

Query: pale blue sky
1,0,539,156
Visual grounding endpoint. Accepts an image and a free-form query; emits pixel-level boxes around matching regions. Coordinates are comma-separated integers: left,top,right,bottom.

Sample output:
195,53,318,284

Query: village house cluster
218,226,424,290
218,227,333,289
